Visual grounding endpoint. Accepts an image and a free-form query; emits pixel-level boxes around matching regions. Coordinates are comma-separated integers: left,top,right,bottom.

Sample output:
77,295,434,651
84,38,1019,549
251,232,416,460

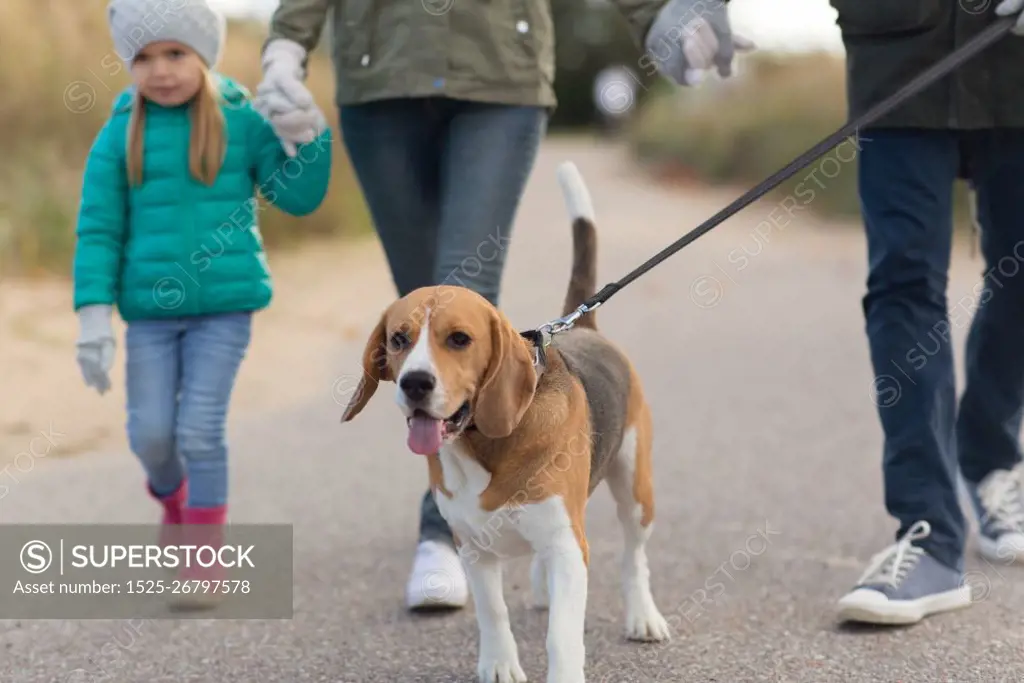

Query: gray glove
644,0,755,86
76,304,115,395
997,0,1024,35
254,38,325,157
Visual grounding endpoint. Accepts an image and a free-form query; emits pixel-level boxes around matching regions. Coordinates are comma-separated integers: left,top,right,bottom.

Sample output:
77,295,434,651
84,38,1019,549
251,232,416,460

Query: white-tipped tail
556,161,595,223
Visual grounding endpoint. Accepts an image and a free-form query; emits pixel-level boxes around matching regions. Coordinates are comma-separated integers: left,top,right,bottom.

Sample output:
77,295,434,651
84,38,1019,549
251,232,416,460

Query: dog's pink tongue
407,415,443,455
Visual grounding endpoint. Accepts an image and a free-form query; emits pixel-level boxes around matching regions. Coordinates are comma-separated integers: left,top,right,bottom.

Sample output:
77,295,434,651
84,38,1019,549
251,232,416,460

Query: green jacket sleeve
249,106,333,217
265,0,332,55
72,117,128,311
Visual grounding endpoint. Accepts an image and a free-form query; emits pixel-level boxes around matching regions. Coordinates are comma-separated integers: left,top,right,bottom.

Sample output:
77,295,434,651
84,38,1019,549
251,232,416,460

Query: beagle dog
341,162,669,683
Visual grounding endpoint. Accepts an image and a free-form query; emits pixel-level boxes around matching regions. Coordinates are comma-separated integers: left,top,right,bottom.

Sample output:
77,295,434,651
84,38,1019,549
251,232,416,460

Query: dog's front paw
625,597,671,642
478,657,528,683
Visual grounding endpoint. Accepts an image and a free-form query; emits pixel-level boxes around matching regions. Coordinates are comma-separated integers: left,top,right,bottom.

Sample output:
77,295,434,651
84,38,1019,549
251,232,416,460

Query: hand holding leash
996,0,1024,35
76,304,115,395
644,0,755,86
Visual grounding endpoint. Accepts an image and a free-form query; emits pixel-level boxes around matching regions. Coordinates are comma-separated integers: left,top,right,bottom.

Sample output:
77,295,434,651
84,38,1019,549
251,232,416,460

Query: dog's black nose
400,371,436,402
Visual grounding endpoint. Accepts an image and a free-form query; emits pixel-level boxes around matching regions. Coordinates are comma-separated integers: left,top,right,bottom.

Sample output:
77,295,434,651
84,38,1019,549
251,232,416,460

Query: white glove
255,38,324,156
996,0,1024,35
644,0,756,86
76,304,115,395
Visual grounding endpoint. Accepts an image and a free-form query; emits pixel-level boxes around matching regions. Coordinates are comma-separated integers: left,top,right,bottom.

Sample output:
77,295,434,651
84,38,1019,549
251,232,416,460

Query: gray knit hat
107,0,226,68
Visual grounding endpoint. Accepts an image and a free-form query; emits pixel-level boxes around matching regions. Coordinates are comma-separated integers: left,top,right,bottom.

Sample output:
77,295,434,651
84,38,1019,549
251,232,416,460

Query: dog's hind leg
606,388,670,642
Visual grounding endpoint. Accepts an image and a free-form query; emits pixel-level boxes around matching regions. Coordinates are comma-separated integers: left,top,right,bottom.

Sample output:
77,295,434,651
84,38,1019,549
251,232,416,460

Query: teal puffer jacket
72,74,333,321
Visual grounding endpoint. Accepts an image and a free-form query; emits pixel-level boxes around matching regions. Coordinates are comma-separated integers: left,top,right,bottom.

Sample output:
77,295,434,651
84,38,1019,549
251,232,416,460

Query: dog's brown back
552,328,631,493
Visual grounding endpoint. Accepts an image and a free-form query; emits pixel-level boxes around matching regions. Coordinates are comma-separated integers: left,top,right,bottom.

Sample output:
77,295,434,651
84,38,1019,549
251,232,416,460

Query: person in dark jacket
254,0,752,612
832,1,1024,625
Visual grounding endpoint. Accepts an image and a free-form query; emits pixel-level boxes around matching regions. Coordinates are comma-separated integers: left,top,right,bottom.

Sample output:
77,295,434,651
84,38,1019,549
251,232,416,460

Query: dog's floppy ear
341,312,393,423
473,309,537,438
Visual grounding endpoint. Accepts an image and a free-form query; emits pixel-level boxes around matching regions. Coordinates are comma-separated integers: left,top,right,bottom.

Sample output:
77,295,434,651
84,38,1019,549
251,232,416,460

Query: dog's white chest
434,442,533,559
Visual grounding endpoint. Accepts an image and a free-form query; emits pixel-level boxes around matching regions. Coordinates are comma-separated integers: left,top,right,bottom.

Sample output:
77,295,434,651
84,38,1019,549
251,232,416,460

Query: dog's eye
389,331,411,350
447,331,471,349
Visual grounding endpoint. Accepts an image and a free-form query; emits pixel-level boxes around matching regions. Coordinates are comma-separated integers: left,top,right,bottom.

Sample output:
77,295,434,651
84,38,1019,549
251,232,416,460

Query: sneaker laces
977,468,1024,533
855,520,930,588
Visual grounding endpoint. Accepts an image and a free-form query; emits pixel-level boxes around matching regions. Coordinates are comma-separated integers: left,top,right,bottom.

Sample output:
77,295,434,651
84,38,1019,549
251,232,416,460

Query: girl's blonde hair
126,67,226,187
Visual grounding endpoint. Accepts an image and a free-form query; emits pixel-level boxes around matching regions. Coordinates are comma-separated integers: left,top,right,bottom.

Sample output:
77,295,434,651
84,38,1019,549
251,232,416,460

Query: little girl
72,0,332,607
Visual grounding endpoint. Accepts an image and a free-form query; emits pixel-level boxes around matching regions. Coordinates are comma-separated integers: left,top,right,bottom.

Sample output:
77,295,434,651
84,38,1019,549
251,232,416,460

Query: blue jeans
860,128,1024,571
125,312,252,508
339,97,548,544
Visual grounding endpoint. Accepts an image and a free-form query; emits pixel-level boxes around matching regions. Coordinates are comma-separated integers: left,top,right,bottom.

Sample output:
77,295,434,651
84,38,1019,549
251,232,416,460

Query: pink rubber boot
169,505,227,611
147,480,186,550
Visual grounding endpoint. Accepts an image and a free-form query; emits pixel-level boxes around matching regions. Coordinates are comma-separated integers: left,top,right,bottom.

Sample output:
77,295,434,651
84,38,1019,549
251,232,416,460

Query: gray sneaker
967,464,1024,565
836,521,972,625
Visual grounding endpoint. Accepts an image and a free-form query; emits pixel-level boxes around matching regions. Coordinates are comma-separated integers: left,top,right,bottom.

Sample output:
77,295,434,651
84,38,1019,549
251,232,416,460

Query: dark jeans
339,97,548,545
860,128,1024,572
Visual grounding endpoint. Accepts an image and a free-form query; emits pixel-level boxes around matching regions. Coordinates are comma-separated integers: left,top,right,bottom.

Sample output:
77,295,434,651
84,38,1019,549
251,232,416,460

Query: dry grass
0,0,370,279
627,51,973,225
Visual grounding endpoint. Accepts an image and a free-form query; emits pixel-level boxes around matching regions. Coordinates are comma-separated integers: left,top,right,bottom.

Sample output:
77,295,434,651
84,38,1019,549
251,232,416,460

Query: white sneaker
405,539,469,611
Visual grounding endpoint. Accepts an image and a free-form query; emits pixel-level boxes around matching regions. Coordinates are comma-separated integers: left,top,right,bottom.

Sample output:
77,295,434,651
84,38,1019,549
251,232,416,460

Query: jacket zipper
182,114,200,316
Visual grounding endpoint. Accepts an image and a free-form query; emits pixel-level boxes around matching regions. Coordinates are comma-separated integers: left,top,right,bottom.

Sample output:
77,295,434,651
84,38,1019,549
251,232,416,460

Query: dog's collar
462,330,547,435
520,329,548,371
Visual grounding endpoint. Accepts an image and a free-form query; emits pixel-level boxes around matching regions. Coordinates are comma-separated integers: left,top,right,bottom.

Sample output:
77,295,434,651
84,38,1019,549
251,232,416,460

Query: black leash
536,16,1016,339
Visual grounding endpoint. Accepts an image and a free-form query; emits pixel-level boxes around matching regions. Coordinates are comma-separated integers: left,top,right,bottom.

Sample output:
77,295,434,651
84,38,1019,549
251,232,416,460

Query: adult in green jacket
254,0,752,612
830,1,1024,626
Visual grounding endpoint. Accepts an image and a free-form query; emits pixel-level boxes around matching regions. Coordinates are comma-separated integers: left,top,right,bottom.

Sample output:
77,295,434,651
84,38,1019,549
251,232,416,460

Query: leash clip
536,302,601,345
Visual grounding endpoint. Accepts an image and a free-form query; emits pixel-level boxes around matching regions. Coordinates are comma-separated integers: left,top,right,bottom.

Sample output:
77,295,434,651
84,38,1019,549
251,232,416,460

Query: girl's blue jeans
125,311,252,508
